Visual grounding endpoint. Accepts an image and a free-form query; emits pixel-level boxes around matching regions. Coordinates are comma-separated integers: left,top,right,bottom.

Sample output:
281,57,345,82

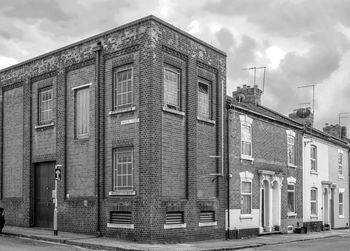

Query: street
245,235,350,251
0,235,93,251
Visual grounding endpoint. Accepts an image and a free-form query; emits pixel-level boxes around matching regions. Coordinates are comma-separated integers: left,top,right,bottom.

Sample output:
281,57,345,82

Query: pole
54,178,58,236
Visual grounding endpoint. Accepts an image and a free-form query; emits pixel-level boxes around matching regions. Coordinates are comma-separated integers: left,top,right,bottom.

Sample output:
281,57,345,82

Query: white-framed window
38,87,53,124
240,115,253,159
113,67,133,110
311,187,318,216
197,79,211,119
287,177,296,213
113,148,133,191
239,171,254,215
75,87,90,138
286,130,296,166
339,191,344,217
164,66,180,110
338,150,343,176
310,144,317,172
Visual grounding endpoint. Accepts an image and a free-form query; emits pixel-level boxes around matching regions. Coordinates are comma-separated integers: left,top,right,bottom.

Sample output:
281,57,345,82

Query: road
0,235,94,251
245,235,350,251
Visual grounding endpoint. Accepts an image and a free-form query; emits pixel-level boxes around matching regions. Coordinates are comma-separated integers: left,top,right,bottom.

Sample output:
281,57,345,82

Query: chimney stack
323,123,348,140
232,84,263,105
288,107,313,127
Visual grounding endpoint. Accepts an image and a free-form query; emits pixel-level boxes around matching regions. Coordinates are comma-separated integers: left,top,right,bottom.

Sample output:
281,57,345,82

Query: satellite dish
296,108,311,118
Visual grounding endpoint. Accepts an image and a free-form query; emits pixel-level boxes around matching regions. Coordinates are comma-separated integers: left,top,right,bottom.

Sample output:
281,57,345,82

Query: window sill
310,171,318,175
240,214,253,219
287,212,297,217
338,175,344,180
107,223,134,229
339,215,345,219
199,221,217,227
35,122,55,130
310,215,318,219
109,191,136,196
197,116,215,125
164,223,187,229
288,164,297,169
241,155,254,163
109,105,136,115
162,106,185,116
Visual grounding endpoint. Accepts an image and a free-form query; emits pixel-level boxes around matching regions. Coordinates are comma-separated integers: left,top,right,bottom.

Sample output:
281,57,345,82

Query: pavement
1,225,350,251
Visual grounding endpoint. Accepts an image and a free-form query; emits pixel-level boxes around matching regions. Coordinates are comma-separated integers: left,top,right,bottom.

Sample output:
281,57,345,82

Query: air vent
166,212,184,225
110,211,132,224
200,211,215,223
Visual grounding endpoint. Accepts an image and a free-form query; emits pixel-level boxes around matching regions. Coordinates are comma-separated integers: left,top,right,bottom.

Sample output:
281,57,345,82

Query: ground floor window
339,192,344,217
311,188,318,216
241,181,252,214
288,184,295,213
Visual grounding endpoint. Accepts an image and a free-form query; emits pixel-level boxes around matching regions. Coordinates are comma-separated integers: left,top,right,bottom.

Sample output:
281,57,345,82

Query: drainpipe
94,41,103,237
226,107,231,239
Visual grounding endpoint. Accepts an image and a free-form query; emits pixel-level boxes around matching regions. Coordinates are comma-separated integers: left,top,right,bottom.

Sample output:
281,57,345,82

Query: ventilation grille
166,212,184,225
110,211,132,224
200,211,215,223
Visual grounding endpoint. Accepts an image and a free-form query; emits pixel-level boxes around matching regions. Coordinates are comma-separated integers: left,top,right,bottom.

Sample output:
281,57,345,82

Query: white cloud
0,56,18,70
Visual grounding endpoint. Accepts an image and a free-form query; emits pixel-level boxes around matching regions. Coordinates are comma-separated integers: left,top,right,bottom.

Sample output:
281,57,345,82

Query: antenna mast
297,84,318,128
242,66,267,92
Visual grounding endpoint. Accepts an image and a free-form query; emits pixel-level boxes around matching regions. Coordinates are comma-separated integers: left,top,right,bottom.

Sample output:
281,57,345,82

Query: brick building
226,85,304,238
0,16,226,242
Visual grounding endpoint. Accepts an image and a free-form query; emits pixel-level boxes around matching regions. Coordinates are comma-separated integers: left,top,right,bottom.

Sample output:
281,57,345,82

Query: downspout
226,107,231,239
94,41,103,236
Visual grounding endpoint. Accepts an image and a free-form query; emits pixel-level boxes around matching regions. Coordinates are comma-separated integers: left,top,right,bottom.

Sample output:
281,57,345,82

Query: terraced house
0,16,226,242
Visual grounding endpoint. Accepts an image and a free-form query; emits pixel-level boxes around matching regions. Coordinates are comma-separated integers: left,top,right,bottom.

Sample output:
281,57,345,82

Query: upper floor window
310,187,318,216
338,150,343,176
239,171,254,215
164,66,180,110
240,115,253,159
113,148,133,191
38,87,53,124
75,87,90,138
310,144,317,172
113,67,133,110
286,130,296,166
197,79,211,119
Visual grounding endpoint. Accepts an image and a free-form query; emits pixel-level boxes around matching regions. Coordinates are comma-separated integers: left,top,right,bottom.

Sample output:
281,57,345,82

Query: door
35,162,55,228
261,188,265,227
330,188,335,228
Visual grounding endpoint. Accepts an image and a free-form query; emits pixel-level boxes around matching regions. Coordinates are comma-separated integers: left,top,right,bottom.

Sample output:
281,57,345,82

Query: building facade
226,85,303,238
0,16,227,242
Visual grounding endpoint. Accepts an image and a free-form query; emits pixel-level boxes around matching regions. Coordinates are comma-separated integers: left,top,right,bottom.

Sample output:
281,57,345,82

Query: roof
227,99,350,149
0,15,226,74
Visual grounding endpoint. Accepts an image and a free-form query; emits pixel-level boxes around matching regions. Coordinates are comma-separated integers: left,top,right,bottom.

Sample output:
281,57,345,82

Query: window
113,148,133,191
288,184,295,213
198,80,211,119
110,211,132,224
165,212,184,225
199,211,215,223
38,87,53,124
75,87,89,138
339,192,344,216
163,67,180,110
310,145,317,172
311,188,318,215
287,136,295,165
113,68,133,110
241,124,252,156
241,181,252,214
338,151,343,176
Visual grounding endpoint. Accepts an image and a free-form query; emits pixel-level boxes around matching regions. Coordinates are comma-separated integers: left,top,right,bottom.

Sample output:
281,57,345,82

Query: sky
1,0,350,133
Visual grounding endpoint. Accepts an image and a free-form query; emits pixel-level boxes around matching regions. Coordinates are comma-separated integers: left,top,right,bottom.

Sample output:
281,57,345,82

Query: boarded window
338,152,343,176
165,212,184,225
38,87,53,124
164,67,180,110
198,80,211,119
113,68,133,109
110,211,132,224
75,87,89,138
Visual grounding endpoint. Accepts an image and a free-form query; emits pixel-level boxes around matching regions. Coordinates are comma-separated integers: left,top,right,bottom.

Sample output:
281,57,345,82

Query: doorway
34,162,55,228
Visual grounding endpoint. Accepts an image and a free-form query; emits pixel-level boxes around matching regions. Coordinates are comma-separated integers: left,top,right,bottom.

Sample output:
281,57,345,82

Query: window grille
165,212,184,225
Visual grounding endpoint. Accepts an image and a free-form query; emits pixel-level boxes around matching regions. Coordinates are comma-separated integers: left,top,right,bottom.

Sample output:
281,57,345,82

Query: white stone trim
199,221,217,227
239,171,254,181
72,83,92,90
339,188,345,193
287,176,296,184
164,223,187,229
239,115,253,125
286,129,296,137
107,223,134,229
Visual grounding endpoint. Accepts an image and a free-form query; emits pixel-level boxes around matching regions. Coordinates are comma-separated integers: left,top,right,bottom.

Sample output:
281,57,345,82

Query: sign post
54,165,61,236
